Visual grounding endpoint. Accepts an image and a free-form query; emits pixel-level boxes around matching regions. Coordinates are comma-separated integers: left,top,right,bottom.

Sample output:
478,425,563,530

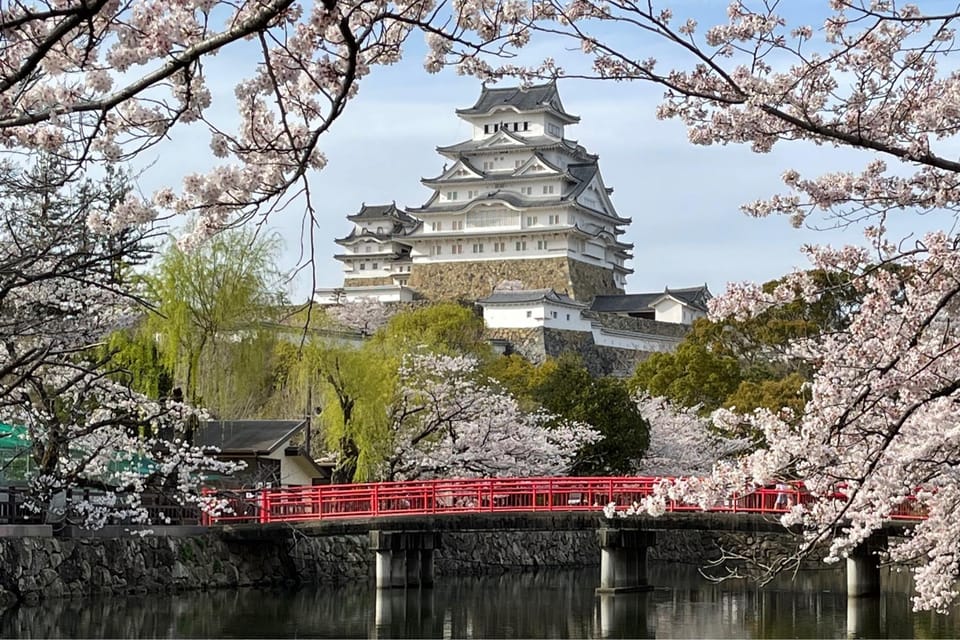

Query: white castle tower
326,82,634,302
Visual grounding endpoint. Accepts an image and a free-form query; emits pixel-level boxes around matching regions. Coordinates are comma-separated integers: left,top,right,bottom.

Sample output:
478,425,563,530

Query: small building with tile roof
591,285,711,324
196,420,332,487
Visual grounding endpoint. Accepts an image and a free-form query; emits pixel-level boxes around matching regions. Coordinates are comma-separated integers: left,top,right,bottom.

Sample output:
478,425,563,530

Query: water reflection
2,564,958,639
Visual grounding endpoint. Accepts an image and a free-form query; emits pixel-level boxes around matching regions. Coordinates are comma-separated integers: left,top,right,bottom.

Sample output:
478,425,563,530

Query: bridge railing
199,476,928,526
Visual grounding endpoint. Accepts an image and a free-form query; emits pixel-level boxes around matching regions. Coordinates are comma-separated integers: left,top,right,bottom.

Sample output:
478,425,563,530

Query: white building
316,82,634,304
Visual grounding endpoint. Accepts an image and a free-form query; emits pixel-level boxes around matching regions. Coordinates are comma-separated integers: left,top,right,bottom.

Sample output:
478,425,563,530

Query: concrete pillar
596,528,656,594
846,532,887,598
370,530,442,589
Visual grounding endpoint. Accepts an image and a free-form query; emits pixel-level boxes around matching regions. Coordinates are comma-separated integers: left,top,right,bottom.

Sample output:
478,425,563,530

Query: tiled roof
437,135,590,157
591,286,712,314
196,420,307,456
456,82,578,122
478,288,584,306
590,293,662,314
346,203,416,224
658,286,712,311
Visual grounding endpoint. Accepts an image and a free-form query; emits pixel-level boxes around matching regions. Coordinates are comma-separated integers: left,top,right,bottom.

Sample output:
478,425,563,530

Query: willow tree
144,229,287,416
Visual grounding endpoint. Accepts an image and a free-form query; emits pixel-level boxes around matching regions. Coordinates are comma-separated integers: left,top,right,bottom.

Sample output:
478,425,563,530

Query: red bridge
201,476,925,526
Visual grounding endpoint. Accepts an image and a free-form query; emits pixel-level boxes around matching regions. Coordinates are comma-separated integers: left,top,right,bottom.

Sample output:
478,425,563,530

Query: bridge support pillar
370,530,441,589
596,528,656,594
846,532,887,597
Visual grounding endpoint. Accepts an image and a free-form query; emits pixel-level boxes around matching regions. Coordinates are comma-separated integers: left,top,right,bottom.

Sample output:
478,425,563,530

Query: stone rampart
408,258,622,302
0,520,827,608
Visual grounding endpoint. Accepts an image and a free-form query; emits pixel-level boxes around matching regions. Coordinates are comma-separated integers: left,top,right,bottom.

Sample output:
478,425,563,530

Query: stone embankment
0,525,821,608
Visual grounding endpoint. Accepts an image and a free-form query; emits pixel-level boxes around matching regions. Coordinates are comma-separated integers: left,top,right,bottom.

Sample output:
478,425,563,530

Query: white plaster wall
682,307,706,325
653,301,684,324
482,303,547,329
591,327,682,353
542,304,591,331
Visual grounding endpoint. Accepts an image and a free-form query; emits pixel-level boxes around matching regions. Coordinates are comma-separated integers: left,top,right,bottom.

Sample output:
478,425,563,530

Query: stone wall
484,327,658,377
343,276,396,288
0,533,295,609
567,260,623,300
0,527,828,609
408,258,622,302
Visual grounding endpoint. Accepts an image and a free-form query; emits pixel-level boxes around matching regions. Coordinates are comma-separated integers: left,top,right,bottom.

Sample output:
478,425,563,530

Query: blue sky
137,2,945,302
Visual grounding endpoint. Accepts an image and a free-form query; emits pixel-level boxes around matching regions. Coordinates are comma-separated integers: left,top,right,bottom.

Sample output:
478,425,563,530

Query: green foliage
374,302,489,357
101,328,174,399
130,227,287,417
629,337,743,412
630,270,860,418
523,355,649,475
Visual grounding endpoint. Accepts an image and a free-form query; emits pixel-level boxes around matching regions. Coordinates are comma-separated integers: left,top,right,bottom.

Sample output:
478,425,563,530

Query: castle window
566,314,571,321
513,122,520,132
376,226,384,234
473,243,484,253
484,124,490,134
521,186,533,196
493,241,505,252
467,190,478,199
446,191,458,200
542,185,555,195
526,311,532,318
483,161,493,171
360,263,366,271
523,122,529,131
526,216,538,226
372,262,378,269
493,124,500,132
452,220,464,231
551,311,557,319
452,244,463,255
537,240,549,250
516,159,523,168
548,215,560,225
515,241,527,251
431,221,442,231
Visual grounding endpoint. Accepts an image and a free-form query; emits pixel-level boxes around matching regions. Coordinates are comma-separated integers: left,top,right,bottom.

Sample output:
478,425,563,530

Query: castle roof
478,288,585,307
456,82,579,123
347,203,416,224
437,134,593,158
591,286,711,314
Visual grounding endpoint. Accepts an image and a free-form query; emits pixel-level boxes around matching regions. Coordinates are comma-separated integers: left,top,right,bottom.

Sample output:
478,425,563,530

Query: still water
2,564,958,639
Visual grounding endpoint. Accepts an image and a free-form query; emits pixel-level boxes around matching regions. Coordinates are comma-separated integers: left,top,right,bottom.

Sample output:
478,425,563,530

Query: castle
316,82,709,374
321,82,632,302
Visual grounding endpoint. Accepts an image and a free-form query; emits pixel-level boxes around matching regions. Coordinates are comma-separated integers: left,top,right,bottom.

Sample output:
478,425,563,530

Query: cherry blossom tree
525,1,960,612
327,297,394,336
382,352,599,480
0,159,239,527
0,0,531,257
634,395,752,477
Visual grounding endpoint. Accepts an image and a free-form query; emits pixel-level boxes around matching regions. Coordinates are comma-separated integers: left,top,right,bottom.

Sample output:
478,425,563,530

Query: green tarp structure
0,422,156,483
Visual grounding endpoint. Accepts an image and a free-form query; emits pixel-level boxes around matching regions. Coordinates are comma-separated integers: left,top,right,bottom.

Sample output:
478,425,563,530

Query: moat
2,564,957,639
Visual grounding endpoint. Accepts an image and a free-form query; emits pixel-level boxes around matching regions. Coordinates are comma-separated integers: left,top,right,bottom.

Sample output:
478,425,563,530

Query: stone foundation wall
484,327,657,377
0,527,825,609
567,260,623,300
0,533,295,609
408,258,623,302
343,276,396,288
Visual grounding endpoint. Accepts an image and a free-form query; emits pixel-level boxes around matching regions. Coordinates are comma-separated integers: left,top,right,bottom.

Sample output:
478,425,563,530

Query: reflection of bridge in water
204,476,923,598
